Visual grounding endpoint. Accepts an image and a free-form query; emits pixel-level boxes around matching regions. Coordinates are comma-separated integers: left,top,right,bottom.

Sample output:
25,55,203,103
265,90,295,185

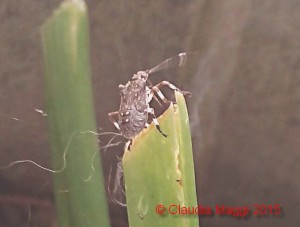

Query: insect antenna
148,52,197,75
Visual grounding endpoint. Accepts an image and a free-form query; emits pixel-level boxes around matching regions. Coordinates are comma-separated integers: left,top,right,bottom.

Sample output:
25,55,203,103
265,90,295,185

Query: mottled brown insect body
118,71,149,138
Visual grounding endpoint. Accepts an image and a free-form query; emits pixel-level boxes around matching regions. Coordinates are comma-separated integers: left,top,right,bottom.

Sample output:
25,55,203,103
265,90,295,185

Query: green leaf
42,1,110,226
123,91,199,227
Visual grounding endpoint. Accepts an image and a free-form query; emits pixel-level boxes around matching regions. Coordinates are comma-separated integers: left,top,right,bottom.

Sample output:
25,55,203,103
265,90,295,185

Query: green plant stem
42,1,110,226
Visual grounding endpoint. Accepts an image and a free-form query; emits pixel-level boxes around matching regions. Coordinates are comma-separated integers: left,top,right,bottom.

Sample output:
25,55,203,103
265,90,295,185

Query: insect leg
154,81,192,97
146,86,153,103
152,93,164,107
108,111,120,130
125,139,133,151
151,86,169,104
148,107,167,137
147,86,163,107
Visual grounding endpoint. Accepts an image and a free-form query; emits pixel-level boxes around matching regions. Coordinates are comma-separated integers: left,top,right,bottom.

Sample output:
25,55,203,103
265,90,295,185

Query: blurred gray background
0,0,299,226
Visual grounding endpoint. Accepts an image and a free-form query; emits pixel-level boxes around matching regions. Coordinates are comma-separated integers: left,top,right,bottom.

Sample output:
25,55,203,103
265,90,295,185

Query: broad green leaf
123,91,199,227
